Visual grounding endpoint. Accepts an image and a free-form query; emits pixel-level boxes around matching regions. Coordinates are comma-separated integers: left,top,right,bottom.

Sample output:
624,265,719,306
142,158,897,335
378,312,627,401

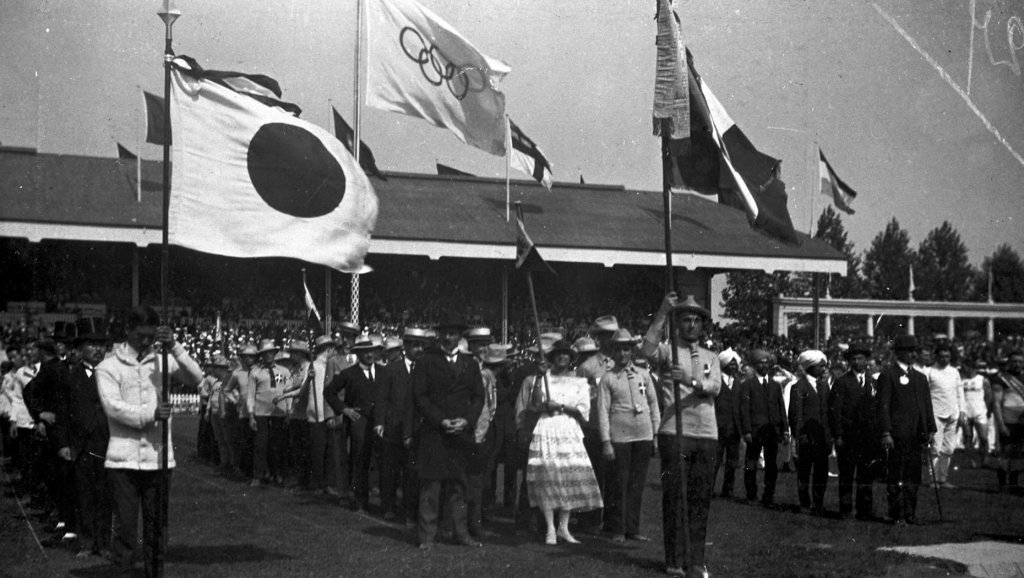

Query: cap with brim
256,339,279,354
312,335,335,352
607,329,639,345
572,337,599,354
482,344,509,365
239,343,259,356
336,321,361,335
671,295,711,320
893,335,918,351
383,337,403,351
350,335,382,352
464,327,492,343
590,315,620,334
402,327,431,342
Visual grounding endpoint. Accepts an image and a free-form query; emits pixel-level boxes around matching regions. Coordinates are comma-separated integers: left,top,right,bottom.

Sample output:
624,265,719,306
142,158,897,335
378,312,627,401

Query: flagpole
516,203,550,402
325,100,334,335
137,86,143,203
660,127,689,561
350,0,364,326
156,2,179,576
505,115,511,223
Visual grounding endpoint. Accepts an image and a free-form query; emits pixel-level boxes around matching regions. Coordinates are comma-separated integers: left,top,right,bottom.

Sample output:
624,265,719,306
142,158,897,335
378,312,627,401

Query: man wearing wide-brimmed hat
223,342,258,478
789,349,833,516
375,328,430,523
828,342,879,520
411,316,484,550
877,334,935,525
326,335,384,512
466,343,508,537
575,316,618,534
597,329,660,543
205,354,234,473
246,338,292,487
641,292,721,578
326,320,361,384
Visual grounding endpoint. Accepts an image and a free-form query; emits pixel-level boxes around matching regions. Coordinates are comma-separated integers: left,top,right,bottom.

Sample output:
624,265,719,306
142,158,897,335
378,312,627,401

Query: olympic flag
168,56,378,273
366,0,510,156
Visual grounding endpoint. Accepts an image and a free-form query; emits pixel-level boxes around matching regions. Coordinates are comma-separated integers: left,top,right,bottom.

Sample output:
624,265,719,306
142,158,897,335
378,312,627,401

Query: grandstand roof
0,147,846,274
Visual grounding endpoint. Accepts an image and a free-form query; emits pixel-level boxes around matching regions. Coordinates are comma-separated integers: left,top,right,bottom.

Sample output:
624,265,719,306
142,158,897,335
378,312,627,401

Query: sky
1,0,1022,267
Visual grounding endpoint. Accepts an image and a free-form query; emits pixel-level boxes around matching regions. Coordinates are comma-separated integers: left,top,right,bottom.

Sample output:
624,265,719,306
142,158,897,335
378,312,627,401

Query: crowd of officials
3,295,1024,578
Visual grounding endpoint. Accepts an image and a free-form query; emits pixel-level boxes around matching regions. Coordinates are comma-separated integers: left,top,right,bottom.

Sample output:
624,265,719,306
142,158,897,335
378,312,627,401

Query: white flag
367,0,510,156
168,56,378,273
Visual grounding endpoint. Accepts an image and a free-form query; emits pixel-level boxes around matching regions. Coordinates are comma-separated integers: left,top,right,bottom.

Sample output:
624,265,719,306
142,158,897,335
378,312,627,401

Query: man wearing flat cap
876,335,936,525
412,317,485,549
828,342,880,519
789,350,833,515
325,335,384,512
641,293,720,578
738,348,789,506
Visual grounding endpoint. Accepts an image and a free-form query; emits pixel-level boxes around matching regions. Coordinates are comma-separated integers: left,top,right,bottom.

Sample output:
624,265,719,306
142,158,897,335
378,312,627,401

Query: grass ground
2,415,1021,577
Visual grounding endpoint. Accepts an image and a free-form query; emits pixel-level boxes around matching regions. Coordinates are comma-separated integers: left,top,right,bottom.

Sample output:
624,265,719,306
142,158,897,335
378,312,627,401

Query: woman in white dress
526,340,603,545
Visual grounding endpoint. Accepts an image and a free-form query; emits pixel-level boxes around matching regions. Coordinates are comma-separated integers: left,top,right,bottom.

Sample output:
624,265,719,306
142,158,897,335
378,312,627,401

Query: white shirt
928,364,964,419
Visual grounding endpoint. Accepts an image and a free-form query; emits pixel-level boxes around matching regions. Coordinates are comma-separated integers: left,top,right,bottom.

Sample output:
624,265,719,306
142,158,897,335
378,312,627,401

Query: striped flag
515,211,554,275
509,120,553,191
818,148,858,214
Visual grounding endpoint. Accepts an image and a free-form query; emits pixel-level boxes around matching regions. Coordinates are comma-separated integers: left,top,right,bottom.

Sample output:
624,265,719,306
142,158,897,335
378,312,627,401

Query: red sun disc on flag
247,123,346,218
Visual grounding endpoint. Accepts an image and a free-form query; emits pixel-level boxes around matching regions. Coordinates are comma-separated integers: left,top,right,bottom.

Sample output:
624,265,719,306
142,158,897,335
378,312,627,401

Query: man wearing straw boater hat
326,334,383,512
375,328,430,523
641,293,721,578
246,338,291,487
412,315,484,550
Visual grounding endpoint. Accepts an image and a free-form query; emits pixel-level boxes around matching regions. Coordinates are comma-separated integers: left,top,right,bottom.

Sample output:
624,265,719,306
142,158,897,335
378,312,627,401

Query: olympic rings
399,27,490,101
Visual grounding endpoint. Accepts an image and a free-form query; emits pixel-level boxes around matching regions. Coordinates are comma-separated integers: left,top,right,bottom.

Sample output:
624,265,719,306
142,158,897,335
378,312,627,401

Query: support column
907,316,915,336
988,318,995,342
866,315,874,338
947,317,955,340
131,246,140,307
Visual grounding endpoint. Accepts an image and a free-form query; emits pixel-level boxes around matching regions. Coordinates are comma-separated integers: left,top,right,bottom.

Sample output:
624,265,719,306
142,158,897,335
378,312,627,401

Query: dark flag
579,174,585,185
332,107,386,180
143,91,170,145
436,163,475,177
515,212,555,275
819,148,858,214
509,120,553,190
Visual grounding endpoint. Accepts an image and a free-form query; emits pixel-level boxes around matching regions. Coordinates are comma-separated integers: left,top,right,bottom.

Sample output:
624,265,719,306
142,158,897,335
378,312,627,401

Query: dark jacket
789,376,832,444
412,347,484,481
738,373,787,437
64,363,110,459
829,371,876,444
26,358,73,448
374,359,415,444
715,374,742,439
325,362,384,419
876,364,936,443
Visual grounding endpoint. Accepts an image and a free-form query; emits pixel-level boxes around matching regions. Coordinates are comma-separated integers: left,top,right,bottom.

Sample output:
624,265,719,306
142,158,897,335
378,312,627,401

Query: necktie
858,374,864,388
268,365,277,389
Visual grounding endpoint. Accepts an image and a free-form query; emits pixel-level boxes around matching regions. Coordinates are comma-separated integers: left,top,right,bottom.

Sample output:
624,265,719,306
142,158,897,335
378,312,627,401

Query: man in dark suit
59,332,111,558
828,342,880,520
878,334,936,525
738,349,789,506
374,328,430,523
789,350,833,515
325,335,383,513
412,318,484,550
713,349,743,498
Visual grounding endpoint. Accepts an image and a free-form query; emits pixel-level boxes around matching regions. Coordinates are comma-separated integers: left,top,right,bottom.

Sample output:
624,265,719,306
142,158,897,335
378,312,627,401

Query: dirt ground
2,415,1021,577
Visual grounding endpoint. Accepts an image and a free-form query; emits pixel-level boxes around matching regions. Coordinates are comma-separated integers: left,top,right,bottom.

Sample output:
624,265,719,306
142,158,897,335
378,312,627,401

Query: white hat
797,350,828,371
718,348,741,367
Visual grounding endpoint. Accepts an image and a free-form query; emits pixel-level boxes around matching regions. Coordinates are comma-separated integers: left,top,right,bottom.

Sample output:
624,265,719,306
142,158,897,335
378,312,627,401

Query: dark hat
36,338,59,354
893,335,918,351
671,295,711,320
73,332,108,348
286,339,311,356
436,315,467,332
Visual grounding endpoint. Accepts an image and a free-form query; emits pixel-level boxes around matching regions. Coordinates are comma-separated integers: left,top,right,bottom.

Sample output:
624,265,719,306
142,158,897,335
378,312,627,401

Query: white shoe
545,531,557,546
556,529,580,544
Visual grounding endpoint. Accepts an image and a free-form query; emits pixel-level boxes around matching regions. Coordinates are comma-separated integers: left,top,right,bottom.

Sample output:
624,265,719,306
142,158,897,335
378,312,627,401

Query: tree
977,244,1024,303
862,218,914,300
813,206,864,298
721,271,794,334
914,221,975,302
